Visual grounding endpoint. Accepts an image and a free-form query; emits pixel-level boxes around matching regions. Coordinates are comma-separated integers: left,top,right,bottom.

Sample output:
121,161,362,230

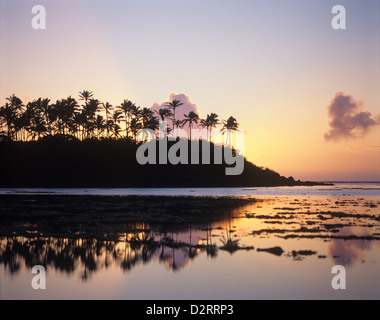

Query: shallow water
1,182,380,197
1,184,379,300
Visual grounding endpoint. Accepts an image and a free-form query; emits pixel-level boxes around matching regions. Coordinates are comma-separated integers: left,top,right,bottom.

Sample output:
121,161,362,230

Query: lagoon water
1,182,380,197
1,183,380,300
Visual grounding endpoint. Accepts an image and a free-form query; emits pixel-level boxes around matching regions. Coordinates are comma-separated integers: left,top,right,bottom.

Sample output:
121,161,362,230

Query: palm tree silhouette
208,113,220,133
101,102,113,137
201,113,219,141
36,98,53,135
13,113,27,141
130,118,142,140
78,90,94,104
130,104,141,121
141,110,159,135
1,91,239,143
182,111,199,140
118,99,136,138
165,99,184,131
221,116,239,147
111,110,123,138
54,97,79,136
1,95,24,140
31,114,47,140
154,108,173,122
154,108,173,135
6,94,24,112
0,114,5,138
73,111,86,140
0,103,17,139
83,99,100,138
172,119,184,137
141,107,154,126
95,115,106,138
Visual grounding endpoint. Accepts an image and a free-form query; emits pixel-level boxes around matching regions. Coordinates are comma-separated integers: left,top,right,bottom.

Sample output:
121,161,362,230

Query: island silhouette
0,92,321,188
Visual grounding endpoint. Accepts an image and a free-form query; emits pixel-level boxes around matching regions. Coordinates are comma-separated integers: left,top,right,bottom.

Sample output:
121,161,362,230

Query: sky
0,0,379,181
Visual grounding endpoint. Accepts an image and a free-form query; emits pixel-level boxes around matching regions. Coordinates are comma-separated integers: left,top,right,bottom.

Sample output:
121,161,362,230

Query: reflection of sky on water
328,227,376,267
1,194,379,299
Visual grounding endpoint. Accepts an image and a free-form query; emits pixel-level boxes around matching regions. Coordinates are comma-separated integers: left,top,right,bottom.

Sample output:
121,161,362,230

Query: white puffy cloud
150,92,201,131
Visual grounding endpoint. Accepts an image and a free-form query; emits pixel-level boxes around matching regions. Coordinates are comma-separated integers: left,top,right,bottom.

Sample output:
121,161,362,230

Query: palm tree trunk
173,108,176,131
124,112,128,138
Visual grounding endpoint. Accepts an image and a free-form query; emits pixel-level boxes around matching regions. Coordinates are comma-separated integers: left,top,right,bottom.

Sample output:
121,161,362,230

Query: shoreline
0,182,327,188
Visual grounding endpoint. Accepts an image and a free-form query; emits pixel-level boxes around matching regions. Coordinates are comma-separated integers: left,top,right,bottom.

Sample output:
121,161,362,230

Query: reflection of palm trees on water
188,225,198,260
205,223,218,258
0,223,229,278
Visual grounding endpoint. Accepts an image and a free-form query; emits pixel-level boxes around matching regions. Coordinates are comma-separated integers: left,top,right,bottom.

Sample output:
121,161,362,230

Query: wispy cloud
324,92,379,141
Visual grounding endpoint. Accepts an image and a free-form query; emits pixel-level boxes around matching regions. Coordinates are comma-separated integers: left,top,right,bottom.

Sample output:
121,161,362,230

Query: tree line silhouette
0,91,318,187
0,90,239,142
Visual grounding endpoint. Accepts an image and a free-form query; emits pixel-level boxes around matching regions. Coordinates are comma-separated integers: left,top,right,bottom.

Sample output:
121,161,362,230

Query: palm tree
73,111,86,140
13,114,28,141
172,119,184,137
0,103,17,140
83,99,100,138
111,110,123,138
53,97,78,136
101,102,113,137
154,108,172,122
21,98,54,141
35,98,53,135
221,116,239,147
6,94,24,112
140,107,154,126
118,99,136,138
200,113,219,141
221,116,239,131
113,123,122,138
143,116,160,137
208,113,220,132
182,111,199,140
30,113,47,140
0,113,5,137
78,90,94,104
165,99,183,131
0,95,24,140
200,118,209,139
67,97,79,135
130,118,142,140
130,105,141,120
137,107,158,139
95,115,106,138
22,101,38,140
85,99,100,118
1,92,240,144
105,119,114,139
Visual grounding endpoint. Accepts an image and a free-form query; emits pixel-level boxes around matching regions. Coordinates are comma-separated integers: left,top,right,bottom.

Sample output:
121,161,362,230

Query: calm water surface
1,183,379,299
1,182,380,197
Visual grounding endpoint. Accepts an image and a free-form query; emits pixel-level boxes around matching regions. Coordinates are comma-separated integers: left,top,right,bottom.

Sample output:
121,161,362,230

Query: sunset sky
1,0,379,181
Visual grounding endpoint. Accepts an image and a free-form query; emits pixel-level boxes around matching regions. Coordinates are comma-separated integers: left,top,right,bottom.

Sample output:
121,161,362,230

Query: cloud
328,227,373,267
150,92,201,130
324,92,379,141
